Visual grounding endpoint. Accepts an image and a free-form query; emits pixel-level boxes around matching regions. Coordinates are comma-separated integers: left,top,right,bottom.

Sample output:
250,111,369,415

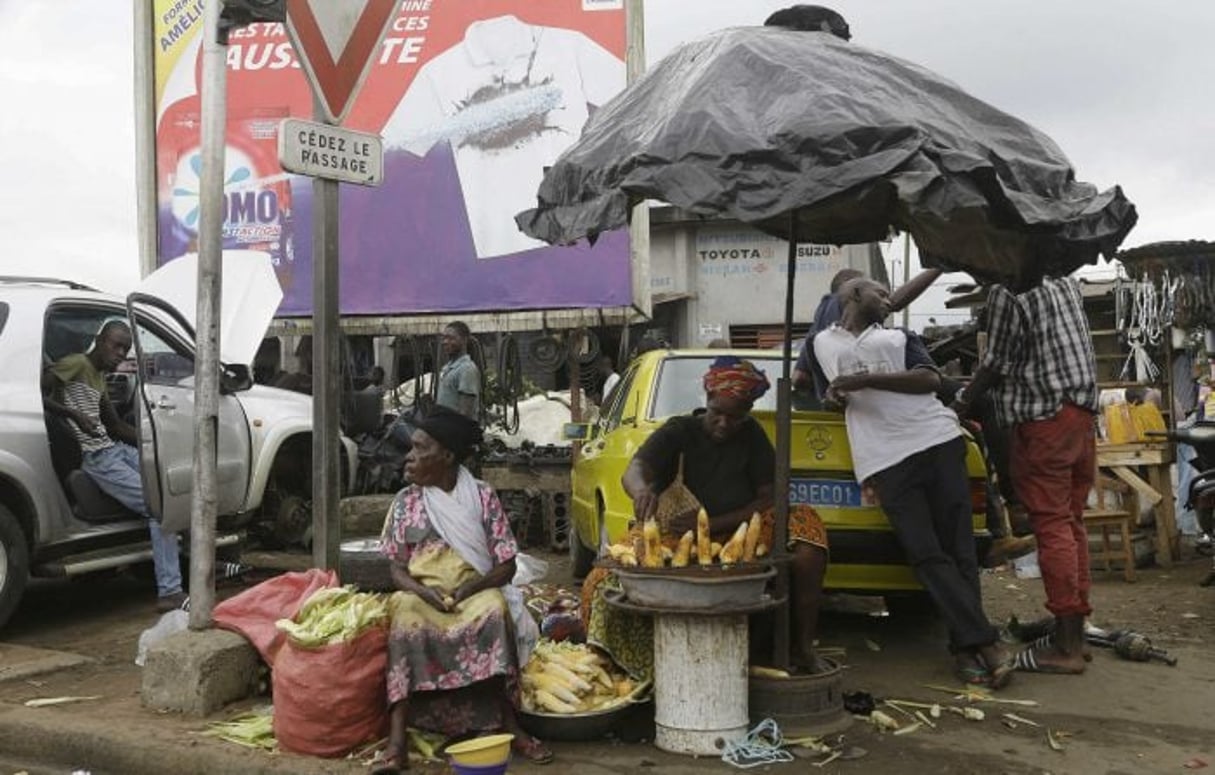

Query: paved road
0,757,81,774
2,550,1212,774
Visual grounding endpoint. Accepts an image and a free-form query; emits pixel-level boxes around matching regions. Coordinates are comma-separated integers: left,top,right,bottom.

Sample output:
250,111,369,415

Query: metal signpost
189,0,227,630
283,0,395,570
191,0,293,628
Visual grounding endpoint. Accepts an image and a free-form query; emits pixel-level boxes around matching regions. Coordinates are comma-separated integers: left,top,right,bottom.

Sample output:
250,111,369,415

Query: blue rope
720,718,795,769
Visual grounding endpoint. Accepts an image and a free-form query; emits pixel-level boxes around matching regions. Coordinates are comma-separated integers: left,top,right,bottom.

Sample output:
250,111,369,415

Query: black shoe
155,592,189,613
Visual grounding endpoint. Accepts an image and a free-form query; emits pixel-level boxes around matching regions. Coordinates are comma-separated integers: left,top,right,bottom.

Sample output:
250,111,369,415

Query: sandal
513,735,554,765
953,652,991,687
1012,646,1085,675
976,645,1015,690
1027,633,1093,662
369,745,407,775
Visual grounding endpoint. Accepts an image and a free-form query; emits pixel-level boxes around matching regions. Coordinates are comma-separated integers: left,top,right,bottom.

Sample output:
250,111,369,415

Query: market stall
1114,240,1215,555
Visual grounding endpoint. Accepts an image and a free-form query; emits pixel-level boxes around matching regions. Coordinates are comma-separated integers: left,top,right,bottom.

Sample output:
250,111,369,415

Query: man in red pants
954,275,1098,675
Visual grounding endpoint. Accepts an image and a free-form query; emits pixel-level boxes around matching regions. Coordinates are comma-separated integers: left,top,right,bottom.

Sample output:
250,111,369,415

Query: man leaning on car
41,320,187,612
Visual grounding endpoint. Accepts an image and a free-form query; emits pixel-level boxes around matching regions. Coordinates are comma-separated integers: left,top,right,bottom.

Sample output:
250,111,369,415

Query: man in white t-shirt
811,277,1012,689
596,355,620,407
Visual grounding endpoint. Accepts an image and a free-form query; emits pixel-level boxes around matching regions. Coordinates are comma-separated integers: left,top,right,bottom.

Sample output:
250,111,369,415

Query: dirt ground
0,545,1212,775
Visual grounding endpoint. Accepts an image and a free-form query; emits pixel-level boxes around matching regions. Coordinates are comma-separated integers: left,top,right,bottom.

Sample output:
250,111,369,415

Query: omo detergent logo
169,147,286,247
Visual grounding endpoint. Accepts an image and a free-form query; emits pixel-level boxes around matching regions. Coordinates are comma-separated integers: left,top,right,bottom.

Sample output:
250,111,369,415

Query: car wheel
569,501,601,581
274,494,312,549
0,503,31,630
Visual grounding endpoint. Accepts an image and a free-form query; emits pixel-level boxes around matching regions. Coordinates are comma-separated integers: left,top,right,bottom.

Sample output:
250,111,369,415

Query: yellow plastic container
1131,402,1166,437
1104,402,1138,444
445,733,514,766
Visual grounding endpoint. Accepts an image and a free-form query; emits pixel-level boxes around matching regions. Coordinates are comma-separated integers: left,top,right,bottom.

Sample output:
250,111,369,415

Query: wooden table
1095,442,1179,566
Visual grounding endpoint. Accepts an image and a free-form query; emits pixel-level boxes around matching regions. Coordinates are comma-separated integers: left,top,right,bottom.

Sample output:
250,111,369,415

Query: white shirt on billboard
382,15,625,259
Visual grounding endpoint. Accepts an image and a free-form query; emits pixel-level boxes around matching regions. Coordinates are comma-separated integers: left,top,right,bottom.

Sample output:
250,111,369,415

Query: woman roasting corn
584,357,830,676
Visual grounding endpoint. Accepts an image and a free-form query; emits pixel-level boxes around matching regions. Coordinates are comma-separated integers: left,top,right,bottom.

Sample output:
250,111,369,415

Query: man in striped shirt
42,320,185,612
954,276,1098,675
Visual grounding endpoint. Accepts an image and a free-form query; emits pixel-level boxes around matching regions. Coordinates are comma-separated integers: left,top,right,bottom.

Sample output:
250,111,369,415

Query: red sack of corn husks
213,568,339,665
271,586,390,757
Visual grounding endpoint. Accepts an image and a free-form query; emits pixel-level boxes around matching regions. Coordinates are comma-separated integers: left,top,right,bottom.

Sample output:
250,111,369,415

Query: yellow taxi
567,349,991,593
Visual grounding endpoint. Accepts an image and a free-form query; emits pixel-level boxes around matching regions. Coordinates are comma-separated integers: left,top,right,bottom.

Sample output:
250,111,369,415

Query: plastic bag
1013,550,1041,580
512,552,549,585
272,624,388,757
135,609,189,667
213,568,338,665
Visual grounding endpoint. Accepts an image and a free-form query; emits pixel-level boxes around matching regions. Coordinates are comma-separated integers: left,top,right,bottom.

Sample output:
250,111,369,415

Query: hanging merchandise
529,335,568,373
1118,272,1164,383
572,327,602,366
1160,270,1180,329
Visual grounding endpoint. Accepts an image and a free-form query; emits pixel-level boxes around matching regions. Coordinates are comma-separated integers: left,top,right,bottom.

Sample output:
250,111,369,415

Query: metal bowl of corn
613,564,775,610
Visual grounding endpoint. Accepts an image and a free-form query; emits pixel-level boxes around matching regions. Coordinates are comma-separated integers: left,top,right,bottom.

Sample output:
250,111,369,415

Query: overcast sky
1,1,1212,326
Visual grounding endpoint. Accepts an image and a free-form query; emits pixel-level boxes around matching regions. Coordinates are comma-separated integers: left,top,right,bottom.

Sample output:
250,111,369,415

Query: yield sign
285,0,397,125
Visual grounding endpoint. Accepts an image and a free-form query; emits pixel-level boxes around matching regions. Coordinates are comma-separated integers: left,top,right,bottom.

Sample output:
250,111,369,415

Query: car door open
126,293,252,533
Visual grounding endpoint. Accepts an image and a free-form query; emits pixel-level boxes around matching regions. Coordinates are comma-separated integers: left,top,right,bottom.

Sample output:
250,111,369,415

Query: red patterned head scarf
703,356,771,402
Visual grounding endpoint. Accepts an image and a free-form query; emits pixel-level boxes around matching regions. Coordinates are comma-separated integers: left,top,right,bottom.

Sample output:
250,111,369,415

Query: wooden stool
1082,463,1138,582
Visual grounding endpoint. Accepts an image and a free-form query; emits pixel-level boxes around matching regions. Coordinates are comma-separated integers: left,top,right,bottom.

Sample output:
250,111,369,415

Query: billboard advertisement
151,0,631,316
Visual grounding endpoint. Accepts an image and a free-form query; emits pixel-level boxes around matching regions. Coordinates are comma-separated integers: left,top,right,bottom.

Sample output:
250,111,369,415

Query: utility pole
189,0,228,630
133,0,158,279
190,0,289,628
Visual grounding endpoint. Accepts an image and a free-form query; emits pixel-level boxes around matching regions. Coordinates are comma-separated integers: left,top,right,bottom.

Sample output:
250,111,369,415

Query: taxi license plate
789,478,868,508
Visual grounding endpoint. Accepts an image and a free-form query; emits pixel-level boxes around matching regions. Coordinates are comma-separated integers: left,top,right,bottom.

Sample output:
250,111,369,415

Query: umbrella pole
771,213,797,670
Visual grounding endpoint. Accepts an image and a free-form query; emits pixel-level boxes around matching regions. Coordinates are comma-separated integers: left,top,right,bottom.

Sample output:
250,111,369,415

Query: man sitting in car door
42,320,186,612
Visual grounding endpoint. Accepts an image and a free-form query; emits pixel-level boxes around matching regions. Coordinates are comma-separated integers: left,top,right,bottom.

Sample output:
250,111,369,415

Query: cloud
2,0,1213,308
0,2,138,289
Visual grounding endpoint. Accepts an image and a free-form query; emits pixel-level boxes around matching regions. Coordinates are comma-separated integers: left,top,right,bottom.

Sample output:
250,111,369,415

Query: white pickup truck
0,257,356,628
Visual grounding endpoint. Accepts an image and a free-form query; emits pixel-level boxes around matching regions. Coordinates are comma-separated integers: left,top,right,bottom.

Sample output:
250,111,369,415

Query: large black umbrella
516,25,1136,285
517,23,1138,666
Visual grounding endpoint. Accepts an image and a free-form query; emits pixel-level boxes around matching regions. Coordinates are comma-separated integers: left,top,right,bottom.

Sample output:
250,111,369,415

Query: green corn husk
275,586,388,647
205,710,276,750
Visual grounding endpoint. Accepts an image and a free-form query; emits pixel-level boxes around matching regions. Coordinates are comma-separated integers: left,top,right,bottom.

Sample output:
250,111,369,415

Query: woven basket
653,456,703,535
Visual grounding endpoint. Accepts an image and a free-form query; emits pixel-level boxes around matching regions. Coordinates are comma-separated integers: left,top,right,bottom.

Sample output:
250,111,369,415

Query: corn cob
540,660,594,693
671,530,694,567
590,664,614,692
697,509,712,566
607,543,634,561
642,519,664,567
534,689,579,714
526,673,581,705
749,665,791,679
742,512,761,561
718,521,749,564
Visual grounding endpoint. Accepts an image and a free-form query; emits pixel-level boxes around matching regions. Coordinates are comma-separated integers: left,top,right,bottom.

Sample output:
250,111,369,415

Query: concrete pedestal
653,613,749,756
141,629,259,716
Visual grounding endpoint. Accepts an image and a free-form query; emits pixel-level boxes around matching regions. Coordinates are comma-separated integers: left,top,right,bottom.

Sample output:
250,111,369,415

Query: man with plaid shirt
954,275,1098,675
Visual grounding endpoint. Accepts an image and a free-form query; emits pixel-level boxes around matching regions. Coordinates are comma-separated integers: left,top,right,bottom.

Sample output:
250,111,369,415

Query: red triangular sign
285,0,397,125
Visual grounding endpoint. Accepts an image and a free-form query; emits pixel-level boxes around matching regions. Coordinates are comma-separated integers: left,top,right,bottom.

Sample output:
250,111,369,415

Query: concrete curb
0,705,365,775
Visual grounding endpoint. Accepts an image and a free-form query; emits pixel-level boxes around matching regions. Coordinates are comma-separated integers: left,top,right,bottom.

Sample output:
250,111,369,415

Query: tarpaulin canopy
517,26,1138,286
